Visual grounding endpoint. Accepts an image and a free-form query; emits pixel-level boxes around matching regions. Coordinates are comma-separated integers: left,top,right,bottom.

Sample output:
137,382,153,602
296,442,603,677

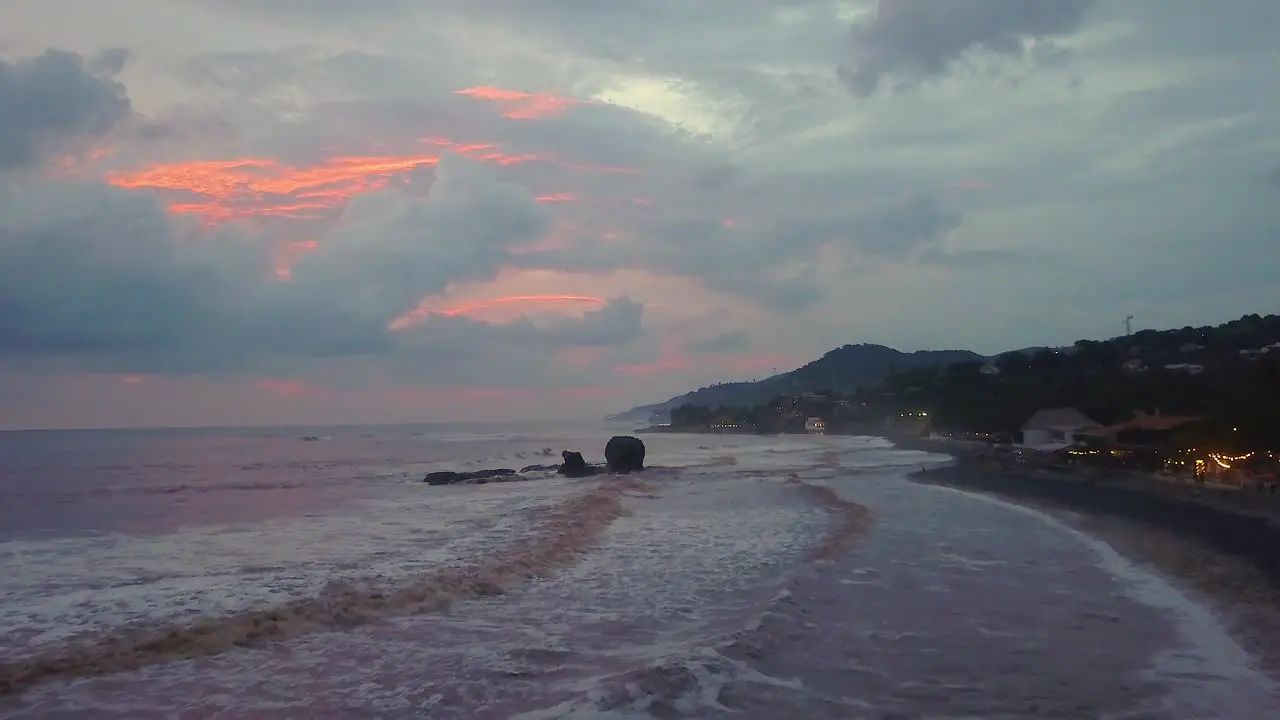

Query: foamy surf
0,476,647,696
5,428,1275,718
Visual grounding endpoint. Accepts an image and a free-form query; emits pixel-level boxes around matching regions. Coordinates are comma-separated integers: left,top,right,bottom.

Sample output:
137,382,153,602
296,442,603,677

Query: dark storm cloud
0,181,265,371
0,49,132,172
838,0,1096,96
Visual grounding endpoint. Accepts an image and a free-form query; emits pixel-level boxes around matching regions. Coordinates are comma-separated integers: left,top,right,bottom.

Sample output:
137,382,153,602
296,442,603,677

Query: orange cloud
106,155,438,225
389,294,608,330
455,86,583,119
104,138,547,227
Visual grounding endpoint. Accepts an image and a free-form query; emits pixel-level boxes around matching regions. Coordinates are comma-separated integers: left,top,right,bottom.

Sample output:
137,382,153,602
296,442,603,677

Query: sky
1,0,1277,429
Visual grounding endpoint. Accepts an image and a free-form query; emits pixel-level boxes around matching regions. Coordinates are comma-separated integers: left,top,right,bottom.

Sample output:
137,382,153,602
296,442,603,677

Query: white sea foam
0,478,584,654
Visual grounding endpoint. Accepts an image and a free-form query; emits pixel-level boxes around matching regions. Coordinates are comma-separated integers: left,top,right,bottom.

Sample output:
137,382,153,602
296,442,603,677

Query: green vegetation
666,314,1280,453
611,344,979,422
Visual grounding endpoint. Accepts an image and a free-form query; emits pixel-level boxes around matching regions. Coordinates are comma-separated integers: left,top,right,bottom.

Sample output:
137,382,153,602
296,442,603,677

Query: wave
512,470,878,718
0,476,649,697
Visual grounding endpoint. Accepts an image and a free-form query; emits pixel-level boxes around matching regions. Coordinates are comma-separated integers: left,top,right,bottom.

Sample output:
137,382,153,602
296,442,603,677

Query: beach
907,454,1280,680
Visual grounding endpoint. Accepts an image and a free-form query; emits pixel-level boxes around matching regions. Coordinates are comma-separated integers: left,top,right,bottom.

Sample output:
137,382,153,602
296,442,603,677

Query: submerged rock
424,468,517,486
520,464,558,473
605,435,646,473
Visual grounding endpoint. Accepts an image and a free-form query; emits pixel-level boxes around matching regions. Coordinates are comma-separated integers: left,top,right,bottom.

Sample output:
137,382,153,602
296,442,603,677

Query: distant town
649,313,1280,490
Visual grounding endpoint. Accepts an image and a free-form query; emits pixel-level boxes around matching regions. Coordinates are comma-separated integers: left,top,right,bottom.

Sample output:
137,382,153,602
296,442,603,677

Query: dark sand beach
907,454,1280,676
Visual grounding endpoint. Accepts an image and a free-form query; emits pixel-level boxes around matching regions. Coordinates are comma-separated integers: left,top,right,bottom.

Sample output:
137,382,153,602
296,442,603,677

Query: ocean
0,424,1276,718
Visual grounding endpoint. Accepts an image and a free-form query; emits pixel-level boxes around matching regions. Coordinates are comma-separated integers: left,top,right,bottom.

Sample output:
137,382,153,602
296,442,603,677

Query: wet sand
910,461,1280,678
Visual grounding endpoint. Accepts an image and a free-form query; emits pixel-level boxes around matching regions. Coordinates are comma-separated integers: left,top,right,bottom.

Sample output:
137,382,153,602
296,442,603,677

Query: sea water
0,424,1275,718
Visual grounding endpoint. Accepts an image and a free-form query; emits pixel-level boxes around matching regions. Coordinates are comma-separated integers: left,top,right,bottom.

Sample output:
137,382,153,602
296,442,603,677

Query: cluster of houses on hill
1015,407,1275,488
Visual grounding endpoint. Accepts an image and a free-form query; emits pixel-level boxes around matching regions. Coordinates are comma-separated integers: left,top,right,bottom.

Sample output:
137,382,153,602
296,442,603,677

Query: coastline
904,456,1280,584
902,446,1280,677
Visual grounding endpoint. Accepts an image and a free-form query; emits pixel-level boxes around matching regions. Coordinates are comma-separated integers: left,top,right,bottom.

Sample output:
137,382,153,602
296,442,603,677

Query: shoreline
904,454,1280,678
905,456,1280,587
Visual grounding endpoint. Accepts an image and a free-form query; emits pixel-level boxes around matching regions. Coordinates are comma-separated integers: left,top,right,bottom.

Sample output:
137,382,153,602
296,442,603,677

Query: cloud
0,180,264,370
0,145,625,383
684,331,750,356
838,0,1096,96
0,49,132,172
286,154,549,318
2,0,1279,427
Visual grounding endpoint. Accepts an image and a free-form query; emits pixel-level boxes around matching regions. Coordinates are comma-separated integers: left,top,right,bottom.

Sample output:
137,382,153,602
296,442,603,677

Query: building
980,364,1001,375
1121,358,1147,373
1077,411,1204,451
1021,407,1100,448
1114,412,1203,449
805,417,827,433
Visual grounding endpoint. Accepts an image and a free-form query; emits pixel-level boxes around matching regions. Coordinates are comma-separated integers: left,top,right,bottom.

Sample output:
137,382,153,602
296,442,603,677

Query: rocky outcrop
424,468,517,486
558,450,592,478
605,435,646,473
519,464,558,473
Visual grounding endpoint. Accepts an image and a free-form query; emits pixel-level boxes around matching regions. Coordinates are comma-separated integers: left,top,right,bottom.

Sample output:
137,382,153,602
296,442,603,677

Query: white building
1021,407,1099,448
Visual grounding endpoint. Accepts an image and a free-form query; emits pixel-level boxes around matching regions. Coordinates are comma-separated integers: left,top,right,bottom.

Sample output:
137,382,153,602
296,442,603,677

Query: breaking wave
0,476,649,696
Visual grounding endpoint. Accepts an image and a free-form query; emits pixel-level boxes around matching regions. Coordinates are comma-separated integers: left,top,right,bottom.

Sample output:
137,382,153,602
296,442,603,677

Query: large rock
605,435,646,473
558,450,590,477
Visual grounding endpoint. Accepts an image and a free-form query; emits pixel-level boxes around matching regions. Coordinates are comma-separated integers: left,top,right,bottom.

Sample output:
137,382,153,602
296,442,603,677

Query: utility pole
1125,315,1134,336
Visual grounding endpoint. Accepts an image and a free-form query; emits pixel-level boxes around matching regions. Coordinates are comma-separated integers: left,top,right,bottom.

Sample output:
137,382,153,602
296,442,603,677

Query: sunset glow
103,137,552,226
455,86,583,119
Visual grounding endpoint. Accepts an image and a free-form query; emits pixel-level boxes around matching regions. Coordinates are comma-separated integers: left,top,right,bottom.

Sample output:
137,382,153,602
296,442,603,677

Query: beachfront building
805,417,827,434
1020,407,1100,449
1074,411,1205,451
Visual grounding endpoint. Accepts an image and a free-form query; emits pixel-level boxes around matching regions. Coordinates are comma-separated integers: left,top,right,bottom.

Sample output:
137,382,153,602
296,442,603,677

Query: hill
609,343,982,422
877,313,1280,450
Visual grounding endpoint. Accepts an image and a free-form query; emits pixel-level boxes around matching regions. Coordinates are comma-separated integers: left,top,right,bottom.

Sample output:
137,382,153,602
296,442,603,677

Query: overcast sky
2,0,1277,429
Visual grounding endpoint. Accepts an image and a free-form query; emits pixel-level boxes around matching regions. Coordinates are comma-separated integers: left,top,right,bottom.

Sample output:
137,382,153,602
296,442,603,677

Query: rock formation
558,450,590,477
605,435,646,472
